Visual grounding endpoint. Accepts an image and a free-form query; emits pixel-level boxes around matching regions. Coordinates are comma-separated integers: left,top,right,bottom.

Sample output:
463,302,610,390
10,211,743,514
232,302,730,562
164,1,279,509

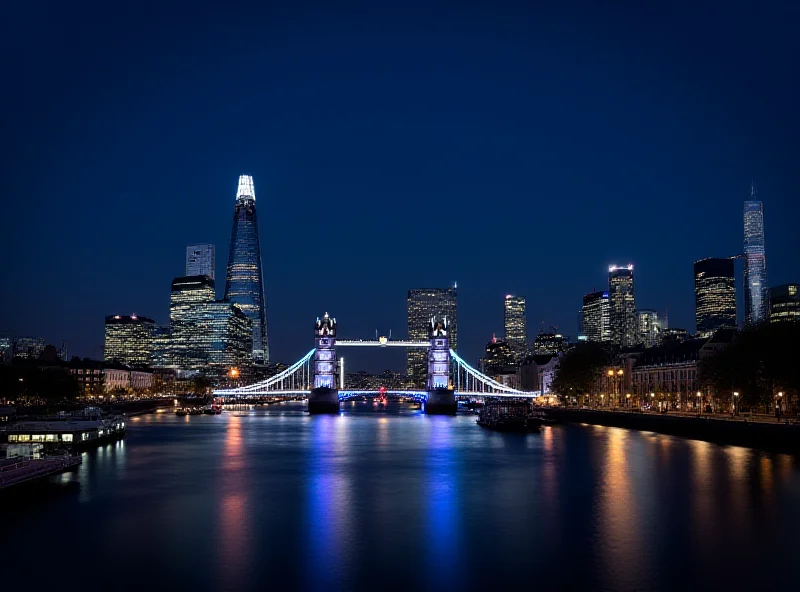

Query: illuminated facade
406,286,458,386
170,275,215,368
224,175,269,363
503,295,526,350
313,313,337,390
637,309,665,348
427,317,451,390
769,284,800,323
150,326,171,368
481,336,514,376
170,275,251,370
744,193,768,324
186,244,215,280
12,336,45,360
694,258,736,337
582,291,611,343
609,265,636,347
533,330,567,356
104,315,154,366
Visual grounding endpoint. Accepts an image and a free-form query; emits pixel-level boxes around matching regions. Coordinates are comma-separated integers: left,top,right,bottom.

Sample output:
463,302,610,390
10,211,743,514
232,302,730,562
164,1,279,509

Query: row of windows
9,433,75,442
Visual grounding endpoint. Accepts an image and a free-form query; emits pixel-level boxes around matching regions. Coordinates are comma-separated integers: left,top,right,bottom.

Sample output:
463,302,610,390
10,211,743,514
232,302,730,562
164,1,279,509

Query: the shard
224,175,269,363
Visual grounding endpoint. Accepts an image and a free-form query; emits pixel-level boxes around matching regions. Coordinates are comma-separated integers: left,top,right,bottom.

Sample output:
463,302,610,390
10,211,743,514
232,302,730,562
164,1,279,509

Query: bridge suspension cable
450,349,536,397
214,348,316,396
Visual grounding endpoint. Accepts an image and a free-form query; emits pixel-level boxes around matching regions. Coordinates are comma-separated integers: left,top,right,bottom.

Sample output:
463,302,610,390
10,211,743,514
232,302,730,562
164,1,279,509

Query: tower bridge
213,312,539,413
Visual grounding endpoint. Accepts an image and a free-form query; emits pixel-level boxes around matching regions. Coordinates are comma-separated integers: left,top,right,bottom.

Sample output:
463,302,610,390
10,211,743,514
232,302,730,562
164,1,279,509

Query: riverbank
545,408,800,453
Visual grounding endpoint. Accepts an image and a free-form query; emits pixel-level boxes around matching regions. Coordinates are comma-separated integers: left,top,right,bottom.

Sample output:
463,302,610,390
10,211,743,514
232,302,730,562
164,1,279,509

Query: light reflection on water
2,401,800,591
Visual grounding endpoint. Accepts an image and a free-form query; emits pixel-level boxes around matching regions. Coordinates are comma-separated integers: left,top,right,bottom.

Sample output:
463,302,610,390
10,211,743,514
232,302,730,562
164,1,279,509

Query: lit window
61,434,73,442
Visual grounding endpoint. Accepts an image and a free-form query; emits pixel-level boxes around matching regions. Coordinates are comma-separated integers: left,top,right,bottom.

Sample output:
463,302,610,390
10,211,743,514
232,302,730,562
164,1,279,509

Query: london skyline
2,1,799,369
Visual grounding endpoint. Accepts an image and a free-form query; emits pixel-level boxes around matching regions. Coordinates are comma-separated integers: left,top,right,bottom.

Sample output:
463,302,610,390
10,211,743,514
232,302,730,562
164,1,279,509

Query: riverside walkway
546,407,800,453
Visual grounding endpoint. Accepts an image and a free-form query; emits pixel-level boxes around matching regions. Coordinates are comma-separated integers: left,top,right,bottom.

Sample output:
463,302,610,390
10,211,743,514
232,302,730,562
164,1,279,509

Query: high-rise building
169,275,252,371
224,175,269,363
170,275,215,368
503,295,526,351
104,315,155,366
637,309,665,348
744,190,768,324
582,291,611,343
533,330,567,356
186,244,215,280
12,336,46,360
481,336,514,376
769,284,800,324
609,265,637,347
151,326,171,368
694,257,736,337
406,286,458,386
0,334,12,363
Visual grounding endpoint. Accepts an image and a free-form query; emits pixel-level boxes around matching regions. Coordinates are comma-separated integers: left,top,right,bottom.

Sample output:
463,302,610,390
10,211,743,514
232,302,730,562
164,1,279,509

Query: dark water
3,401,800,591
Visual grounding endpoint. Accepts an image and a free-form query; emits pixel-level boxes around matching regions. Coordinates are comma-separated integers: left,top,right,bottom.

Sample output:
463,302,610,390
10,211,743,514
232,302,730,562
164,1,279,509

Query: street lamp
733,391,739,416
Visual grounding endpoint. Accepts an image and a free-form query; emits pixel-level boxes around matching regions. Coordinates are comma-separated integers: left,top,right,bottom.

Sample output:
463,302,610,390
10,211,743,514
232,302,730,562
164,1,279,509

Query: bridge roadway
216,389,539,400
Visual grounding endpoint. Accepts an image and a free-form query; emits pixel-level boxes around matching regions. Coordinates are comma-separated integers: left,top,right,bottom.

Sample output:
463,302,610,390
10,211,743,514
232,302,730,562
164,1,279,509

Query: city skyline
2,2,799,370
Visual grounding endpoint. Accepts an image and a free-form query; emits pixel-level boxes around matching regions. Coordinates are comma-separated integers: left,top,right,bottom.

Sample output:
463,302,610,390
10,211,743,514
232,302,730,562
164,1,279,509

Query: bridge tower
425,316,457,414
308,312,340,414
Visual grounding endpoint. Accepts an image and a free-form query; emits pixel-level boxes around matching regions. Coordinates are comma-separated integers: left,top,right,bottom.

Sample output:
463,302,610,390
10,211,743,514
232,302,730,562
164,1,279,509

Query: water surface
3,401,799,591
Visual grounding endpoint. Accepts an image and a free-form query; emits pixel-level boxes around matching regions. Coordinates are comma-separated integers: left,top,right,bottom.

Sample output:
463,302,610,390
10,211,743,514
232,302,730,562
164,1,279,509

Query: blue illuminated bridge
214,313,540,412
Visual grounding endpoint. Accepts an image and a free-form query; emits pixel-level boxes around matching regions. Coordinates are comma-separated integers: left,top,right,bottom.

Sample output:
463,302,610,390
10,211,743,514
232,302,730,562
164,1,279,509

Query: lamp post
733,391,739,416
617,369,624,409
626,393,631,409
777,391,784,420
696,391,702,415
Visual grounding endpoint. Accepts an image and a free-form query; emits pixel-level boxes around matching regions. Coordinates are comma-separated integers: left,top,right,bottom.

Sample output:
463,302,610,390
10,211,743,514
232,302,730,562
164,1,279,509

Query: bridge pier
309,313,340,414
425,387,457,415
308,387,340,414
424,316,457,415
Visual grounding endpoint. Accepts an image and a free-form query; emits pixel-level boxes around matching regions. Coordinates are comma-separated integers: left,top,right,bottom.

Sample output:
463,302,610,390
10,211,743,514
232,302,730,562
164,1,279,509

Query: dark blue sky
1,0,798,370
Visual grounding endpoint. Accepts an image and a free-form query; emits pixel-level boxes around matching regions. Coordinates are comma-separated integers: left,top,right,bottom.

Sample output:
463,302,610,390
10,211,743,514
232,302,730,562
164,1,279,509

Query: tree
551,342,611,403
699,322,800,412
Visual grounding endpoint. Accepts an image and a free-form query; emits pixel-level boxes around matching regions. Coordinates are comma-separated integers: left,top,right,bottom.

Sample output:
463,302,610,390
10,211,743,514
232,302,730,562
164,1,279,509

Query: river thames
3,401,800,591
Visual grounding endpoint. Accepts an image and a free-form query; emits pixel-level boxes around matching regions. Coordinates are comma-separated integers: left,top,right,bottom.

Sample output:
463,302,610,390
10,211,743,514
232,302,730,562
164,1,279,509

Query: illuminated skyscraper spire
224,175,269,363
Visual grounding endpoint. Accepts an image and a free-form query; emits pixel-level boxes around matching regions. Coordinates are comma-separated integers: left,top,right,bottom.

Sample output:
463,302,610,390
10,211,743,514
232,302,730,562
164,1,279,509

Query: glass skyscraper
224,175,269,363
694,257,736,337
744,191,768,325
637,309,665,348
104,315,154,366
503,295,526,351
582,290,610,343
186,244,215,280
406,286,458,386
169,275,252,371
609,265,636,347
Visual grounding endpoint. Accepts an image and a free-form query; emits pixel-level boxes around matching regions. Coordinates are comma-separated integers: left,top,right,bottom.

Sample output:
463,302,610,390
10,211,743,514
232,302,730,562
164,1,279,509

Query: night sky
2,0,798,370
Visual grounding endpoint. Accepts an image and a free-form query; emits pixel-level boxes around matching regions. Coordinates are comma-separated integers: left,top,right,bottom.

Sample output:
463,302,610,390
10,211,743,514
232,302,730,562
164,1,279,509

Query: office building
186,244,215,280
224,175,269,363
694,258,736,337
169,274,252,371
582,291,610,343
151,326,171,368
609,265,637,347
406,286,458,386
637,309,666,348
169,275,215,369
533,330,567,356
12,337,46,360
769,284,800,324
0,334,12,363
744,191,768,324
104,315,154,366
481,336,514,377
503,295,526,350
